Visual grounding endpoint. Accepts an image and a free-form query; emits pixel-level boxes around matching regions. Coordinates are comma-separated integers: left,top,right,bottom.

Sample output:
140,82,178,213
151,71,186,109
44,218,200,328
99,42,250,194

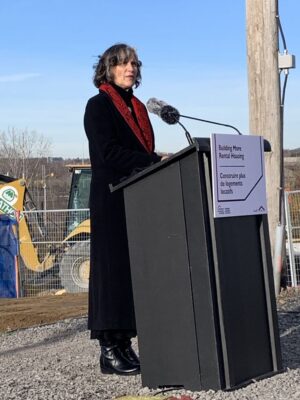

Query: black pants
91,329,137,346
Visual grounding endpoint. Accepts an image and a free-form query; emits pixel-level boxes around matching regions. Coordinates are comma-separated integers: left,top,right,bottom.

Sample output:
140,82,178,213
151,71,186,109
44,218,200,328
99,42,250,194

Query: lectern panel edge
124,161,202,389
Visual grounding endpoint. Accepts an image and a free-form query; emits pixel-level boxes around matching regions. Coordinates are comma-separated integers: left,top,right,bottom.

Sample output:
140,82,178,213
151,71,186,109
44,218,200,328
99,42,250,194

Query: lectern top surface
110,137,211,192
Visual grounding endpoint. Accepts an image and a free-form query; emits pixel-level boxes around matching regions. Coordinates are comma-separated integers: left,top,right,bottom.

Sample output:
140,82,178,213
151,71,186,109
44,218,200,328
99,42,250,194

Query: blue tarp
0,215,18,298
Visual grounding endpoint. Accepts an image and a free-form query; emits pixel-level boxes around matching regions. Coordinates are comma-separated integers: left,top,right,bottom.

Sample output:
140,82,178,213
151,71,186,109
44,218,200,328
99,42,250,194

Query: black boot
100,345,140,375
119,341,140,367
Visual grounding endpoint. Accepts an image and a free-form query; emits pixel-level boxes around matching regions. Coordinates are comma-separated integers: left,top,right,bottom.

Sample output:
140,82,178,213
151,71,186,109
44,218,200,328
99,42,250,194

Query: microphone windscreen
160,105,180,125
146,98,168,116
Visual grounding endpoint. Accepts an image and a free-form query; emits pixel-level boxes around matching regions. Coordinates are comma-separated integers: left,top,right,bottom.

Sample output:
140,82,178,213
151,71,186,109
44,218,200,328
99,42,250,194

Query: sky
0,0,299,158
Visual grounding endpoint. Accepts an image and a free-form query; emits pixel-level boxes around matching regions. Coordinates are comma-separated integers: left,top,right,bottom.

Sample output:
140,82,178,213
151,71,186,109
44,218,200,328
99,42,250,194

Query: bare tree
0,128,52,187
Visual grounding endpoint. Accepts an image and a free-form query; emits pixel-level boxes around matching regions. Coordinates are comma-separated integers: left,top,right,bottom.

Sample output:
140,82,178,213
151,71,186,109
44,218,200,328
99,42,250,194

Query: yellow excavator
0,165,91,294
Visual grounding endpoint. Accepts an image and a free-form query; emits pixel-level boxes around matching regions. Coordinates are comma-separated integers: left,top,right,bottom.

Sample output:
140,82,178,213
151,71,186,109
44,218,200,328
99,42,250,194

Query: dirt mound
1,288,299,334
0,292,88,332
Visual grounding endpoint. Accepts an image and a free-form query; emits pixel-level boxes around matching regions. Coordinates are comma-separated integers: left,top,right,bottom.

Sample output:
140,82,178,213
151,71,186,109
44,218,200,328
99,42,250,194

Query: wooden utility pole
246,0,281,260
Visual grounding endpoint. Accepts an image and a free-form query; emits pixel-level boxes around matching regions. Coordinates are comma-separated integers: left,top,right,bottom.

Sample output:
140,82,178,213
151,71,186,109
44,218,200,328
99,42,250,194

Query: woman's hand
161,155,170,161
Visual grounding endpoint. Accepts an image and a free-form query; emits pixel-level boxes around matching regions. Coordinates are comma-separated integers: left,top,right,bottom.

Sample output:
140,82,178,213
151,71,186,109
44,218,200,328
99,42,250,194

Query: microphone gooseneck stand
179,114,242,136
177,121,193,145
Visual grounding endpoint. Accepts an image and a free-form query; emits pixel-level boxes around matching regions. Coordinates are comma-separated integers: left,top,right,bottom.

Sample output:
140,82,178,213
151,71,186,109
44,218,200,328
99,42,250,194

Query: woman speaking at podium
84,43,165,375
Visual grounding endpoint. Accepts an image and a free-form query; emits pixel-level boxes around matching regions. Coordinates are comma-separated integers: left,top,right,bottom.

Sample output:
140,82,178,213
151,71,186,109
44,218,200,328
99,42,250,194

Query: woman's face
111,57,138,90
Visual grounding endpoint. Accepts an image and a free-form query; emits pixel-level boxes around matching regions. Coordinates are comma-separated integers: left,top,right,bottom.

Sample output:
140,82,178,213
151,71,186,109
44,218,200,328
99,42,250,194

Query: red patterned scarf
99,83,154,153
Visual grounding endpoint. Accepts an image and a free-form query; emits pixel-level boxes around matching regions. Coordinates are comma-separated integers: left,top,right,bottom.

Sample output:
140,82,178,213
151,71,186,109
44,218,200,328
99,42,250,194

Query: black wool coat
84,90,161,332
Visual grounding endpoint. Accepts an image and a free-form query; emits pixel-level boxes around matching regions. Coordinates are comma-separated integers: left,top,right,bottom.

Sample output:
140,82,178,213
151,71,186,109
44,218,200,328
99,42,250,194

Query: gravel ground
0,289,299,400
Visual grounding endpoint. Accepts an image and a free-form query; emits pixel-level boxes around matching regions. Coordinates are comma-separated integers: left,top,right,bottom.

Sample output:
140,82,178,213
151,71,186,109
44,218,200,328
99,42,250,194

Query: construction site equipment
19,208,90,296
0,165,91,295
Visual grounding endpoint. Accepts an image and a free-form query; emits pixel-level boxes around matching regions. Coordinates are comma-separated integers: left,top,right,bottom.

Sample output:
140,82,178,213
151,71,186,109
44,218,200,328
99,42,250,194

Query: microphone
146,97,242,135
160,105,180,125
146,98,180,125
146,98,168,116
147,97,192,144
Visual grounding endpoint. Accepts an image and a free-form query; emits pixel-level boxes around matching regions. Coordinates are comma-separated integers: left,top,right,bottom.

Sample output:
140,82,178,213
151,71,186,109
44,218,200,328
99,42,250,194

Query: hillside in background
284,149,300,190
37,153,300,205
31,158,91,210
1,151,300,210
284,148,300,157
0,157,90,210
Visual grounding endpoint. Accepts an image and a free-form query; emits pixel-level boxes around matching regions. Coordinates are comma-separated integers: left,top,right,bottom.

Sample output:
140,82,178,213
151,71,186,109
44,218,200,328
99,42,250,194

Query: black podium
111,138,282,391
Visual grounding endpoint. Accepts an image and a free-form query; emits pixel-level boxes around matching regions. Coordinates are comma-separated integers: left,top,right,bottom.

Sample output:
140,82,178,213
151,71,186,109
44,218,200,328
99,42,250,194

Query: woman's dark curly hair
93,43,142,88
